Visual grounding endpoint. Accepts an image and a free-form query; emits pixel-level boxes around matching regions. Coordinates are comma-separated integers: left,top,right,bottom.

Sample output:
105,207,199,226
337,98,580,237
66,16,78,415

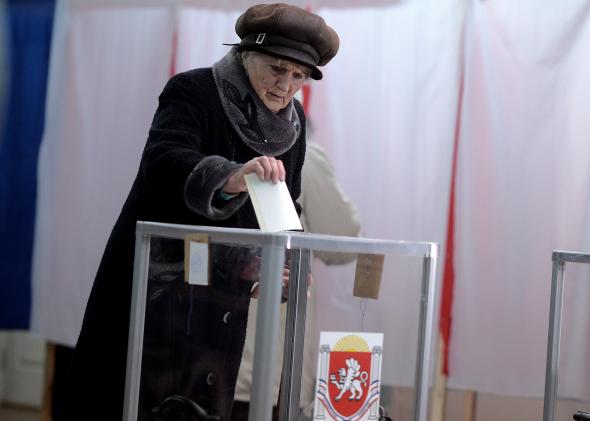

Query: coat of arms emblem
314,332,384,420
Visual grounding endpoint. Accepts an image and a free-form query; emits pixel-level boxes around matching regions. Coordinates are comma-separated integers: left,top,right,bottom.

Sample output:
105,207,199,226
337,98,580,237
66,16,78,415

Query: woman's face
242,52,310,113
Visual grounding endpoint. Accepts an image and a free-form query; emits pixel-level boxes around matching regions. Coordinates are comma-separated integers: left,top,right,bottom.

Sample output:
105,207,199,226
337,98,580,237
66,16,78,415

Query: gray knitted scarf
212,50,301,156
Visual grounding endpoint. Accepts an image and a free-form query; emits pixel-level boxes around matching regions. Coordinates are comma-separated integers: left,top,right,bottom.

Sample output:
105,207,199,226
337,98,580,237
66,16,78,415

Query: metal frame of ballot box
543,250,590,421
123,222,439,421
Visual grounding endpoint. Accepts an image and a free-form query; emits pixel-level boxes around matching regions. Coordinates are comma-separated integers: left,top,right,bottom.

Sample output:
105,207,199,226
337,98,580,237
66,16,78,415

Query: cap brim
235,44,323,80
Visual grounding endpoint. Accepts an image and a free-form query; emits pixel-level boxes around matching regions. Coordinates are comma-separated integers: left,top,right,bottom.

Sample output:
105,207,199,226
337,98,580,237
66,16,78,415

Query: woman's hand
248,257,313,301
248,258,290,300
223,156,285,194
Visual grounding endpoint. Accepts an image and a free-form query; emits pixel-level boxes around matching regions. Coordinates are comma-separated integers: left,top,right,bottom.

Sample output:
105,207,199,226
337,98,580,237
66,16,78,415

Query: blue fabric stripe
0,0,55,328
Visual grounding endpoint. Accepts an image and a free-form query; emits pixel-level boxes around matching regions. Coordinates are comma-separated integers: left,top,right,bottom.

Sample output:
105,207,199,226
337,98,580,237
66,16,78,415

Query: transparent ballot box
123,222,439,421
543,251,590,421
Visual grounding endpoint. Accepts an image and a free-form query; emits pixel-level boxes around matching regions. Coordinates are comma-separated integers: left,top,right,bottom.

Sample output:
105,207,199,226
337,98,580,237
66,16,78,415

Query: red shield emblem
326,351,372,419
314,332,383,420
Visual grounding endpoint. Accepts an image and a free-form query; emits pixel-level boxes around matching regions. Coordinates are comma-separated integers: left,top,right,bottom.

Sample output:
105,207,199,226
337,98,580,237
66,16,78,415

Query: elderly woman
62,3,339,421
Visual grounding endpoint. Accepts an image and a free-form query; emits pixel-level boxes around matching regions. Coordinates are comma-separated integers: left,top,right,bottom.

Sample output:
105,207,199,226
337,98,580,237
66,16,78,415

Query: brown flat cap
234,3,339,80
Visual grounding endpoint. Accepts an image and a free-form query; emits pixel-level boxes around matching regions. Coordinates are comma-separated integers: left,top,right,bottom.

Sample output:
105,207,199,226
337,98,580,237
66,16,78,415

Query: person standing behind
299,141,361,247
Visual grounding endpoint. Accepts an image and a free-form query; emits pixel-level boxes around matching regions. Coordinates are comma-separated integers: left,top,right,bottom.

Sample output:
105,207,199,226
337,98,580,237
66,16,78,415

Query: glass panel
298,252,424,421
138,236,270,421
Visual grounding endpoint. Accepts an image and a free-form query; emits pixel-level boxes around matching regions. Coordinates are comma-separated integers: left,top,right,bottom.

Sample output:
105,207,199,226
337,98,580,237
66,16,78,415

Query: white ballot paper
244,173,303,232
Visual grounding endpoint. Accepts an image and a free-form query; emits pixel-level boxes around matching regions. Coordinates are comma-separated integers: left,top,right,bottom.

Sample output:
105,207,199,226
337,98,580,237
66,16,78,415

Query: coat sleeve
140,72,248,220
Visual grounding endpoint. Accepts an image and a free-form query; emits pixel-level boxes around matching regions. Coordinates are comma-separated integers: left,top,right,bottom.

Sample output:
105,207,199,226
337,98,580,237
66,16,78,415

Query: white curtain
31,1,174,346
175,7,239,71
450,0,590,399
